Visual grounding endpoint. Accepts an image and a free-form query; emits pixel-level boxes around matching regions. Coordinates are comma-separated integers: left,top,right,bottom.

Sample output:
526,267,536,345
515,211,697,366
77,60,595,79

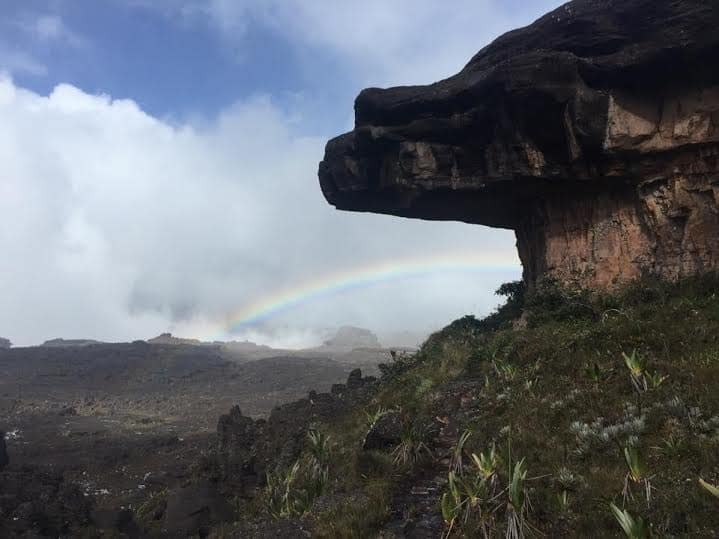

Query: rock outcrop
319,0,719,289
216,370,377,491
322,326,381,350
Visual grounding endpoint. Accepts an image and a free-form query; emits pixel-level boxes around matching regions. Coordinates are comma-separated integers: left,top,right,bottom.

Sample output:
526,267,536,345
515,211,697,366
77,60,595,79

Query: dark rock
0,337,10,348
91,508,141,537
362,411,403,450
216,375,379,494
0,467,92,537
0,431,8,469
163,480,232,537
346,368,363,389
217,406,261,491
58,406,77,416
319,0,719,290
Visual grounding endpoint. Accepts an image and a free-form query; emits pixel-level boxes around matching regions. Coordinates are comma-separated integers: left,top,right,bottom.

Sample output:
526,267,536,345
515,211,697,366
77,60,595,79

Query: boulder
163,480,231,537
362,411,403,451
319,0,719,289
346,368,363,389
216,406,261,490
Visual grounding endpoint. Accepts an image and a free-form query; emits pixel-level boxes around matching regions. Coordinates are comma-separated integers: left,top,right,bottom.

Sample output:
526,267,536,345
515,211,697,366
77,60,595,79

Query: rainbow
213,251,521,339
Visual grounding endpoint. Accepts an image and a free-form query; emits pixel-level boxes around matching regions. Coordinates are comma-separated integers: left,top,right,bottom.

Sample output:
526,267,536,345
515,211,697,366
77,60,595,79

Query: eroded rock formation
215,370,377,492
319,0,719,288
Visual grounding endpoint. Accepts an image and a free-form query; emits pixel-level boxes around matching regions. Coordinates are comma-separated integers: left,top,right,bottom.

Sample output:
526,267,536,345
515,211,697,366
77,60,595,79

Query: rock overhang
318,0,719,288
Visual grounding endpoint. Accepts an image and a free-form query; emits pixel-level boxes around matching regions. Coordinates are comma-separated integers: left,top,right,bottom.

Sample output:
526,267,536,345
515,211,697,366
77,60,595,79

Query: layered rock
319,0,719,288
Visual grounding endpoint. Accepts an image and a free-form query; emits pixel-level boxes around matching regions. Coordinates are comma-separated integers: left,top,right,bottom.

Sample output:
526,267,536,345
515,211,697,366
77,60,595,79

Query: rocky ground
0,338,392,537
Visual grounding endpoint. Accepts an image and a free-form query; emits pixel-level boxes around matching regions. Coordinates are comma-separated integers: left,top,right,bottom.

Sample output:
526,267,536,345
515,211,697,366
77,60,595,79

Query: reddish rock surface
319,0,719,288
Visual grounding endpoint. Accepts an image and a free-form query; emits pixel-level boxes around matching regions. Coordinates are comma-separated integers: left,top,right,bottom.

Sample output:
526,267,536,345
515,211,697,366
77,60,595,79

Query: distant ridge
41,338,102,347
146,333,202,346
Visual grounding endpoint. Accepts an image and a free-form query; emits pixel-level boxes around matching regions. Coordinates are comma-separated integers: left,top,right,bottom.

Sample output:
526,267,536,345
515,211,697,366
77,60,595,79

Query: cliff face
319,0,719,288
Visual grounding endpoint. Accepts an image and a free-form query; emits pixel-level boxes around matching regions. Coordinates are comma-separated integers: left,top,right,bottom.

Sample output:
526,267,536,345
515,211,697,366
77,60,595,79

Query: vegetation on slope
218,275,719,537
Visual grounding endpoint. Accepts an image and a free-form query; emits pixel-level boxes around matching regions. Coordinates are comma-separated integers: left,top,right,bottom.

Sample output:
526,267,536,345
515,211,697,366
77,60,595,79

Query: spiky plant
494,359,518,382
623,446,652,505
623,350,648,393
392,424,432,468
362,406,390,449
584,361,610,385
307,429,331,467
609,503,650,538
646,371,668,389
506,458,530,539
450,429,472,475
364,406,389,429
472,444,501,481
652,434,683,458
556,490,570,513
441,472,463,536
306,429,331,495
441,470,492,538
266,460,303,518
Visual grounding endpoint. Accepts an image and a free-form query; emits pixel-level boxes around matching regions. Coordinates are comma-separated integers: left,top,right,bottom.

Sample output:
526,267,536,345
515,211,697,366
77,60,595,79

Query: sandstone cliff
319,0,719,288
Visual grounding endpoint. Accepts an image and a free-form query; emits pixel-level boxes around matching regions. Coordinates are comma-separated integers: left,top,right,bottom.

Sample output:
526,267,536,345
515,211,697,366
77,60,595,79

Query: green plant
265,430,332,518
584,361,611,385
266,461,307,518
652,434,683,458
555,466,582,491
441,473,462,534
364,406,389,429
306,429,331,494
609,503,650,538
362,407,390,448
441,443,508,538
392,424,432,467
494,359,518,382
313,480,391,539
556,490,570,513
441,470,493,538
506,458,530,539
450,429,472,475
623,446,652,505
623,350,647,393
699,478,719,499
472,444,501,481
646,371,668,389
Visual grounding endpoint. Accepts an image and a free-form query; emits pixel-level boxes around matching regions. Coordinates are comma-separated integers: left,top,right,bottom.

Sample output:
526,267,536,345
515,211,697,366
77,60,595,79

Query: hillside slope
203,275,719,538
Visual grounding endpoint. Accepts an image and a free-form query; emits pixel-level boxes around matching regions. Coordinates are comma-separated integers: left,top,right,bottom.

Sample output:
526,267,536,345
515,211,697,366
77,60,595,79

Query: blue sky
0,0,563,346
1,0,562,126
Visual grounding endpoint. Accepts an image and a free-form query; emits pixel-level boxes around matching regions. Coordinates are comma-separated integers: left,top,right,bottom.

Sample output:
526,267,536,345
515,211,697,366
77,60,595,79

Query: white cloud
0,76,519,346
0,49,47,76
0,13,88,77
18,14,87,48
164,0,563,86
